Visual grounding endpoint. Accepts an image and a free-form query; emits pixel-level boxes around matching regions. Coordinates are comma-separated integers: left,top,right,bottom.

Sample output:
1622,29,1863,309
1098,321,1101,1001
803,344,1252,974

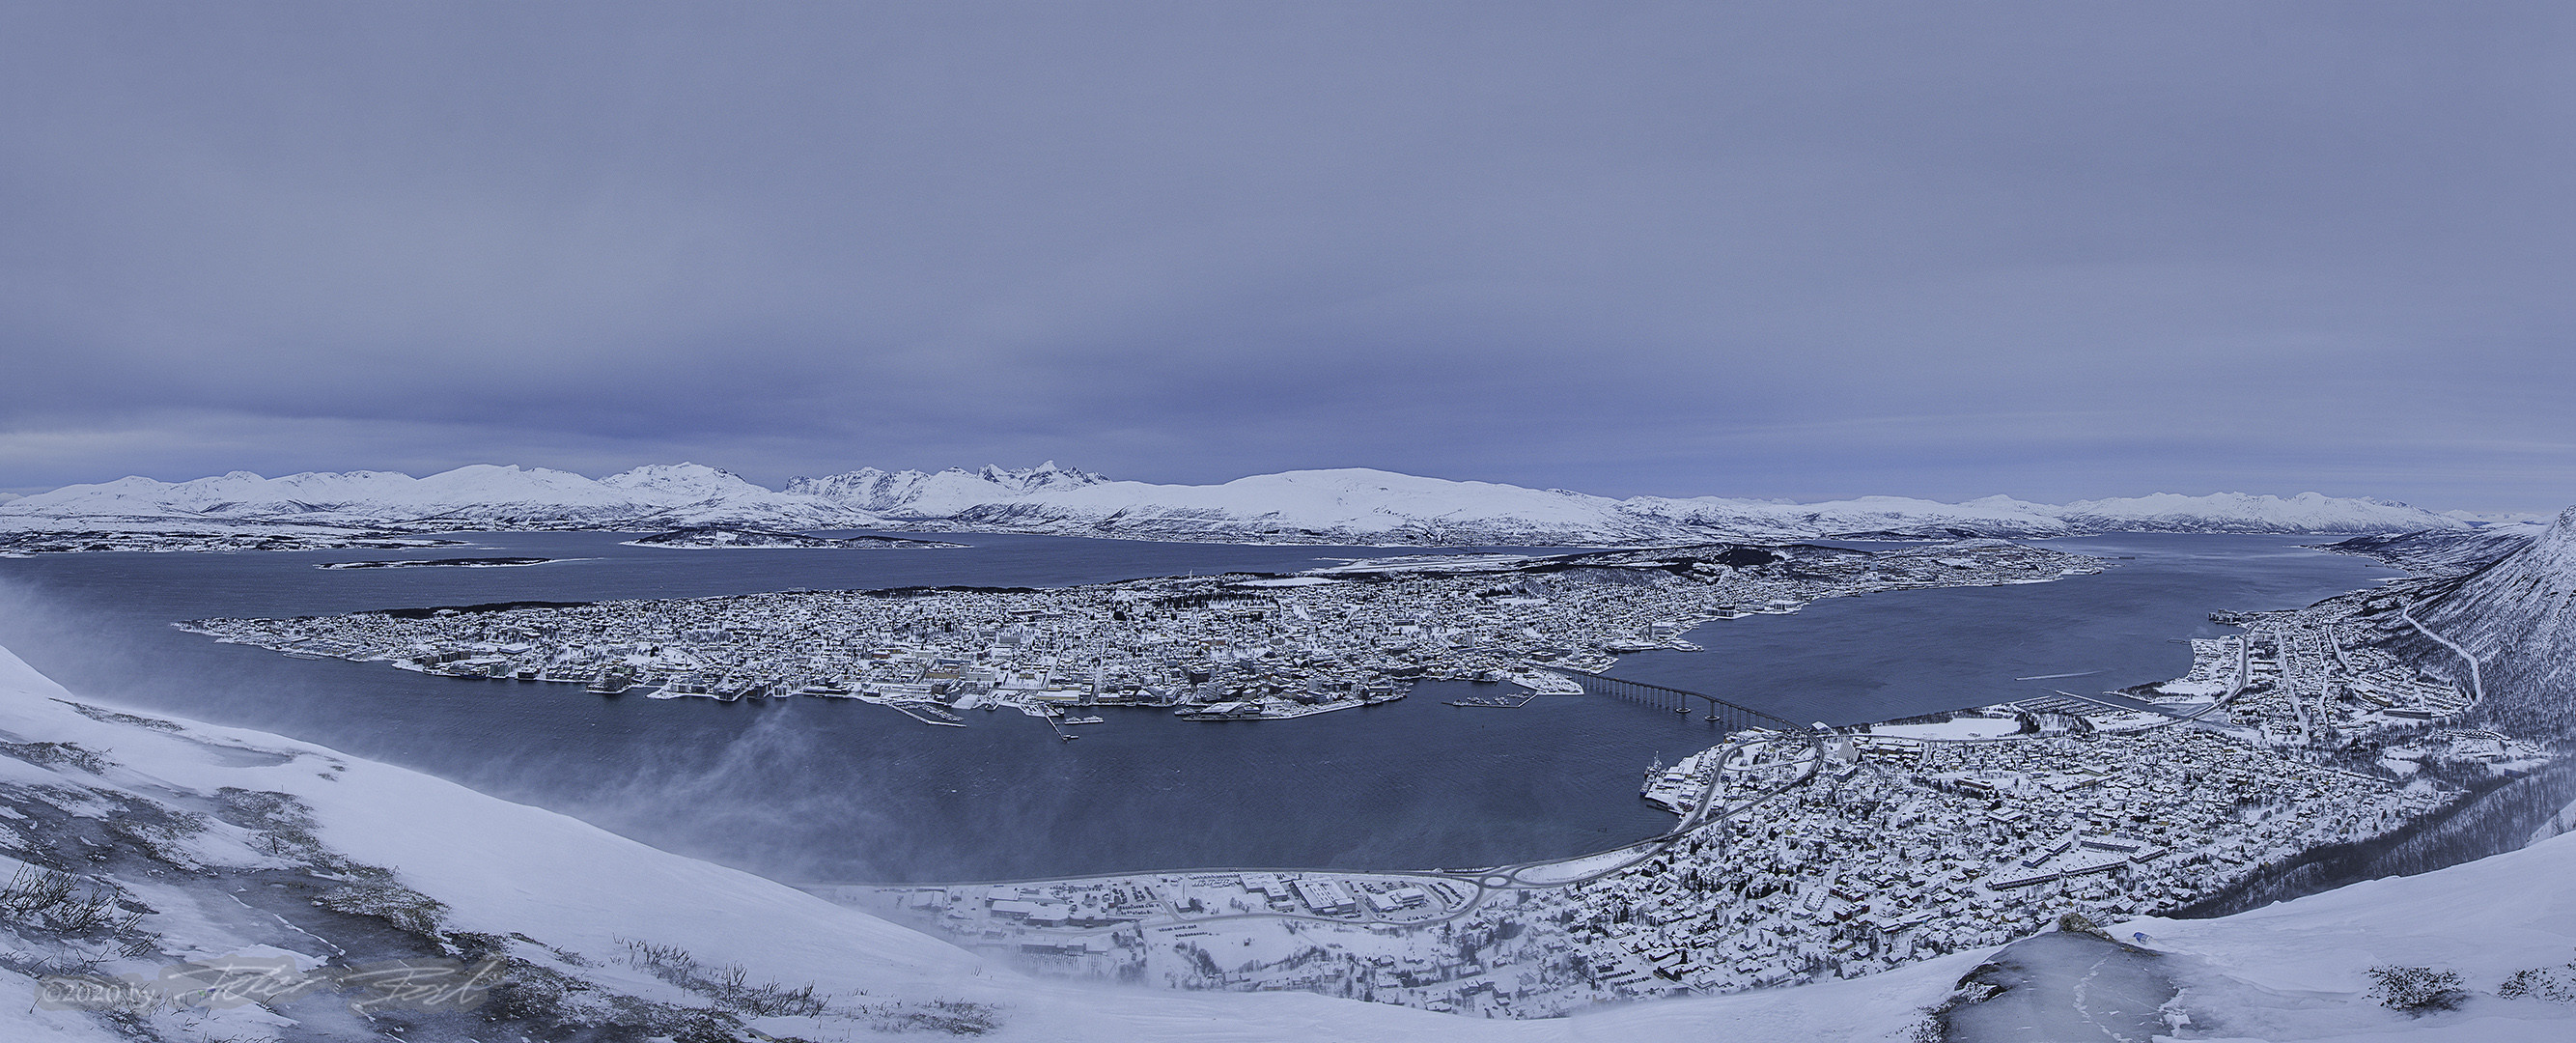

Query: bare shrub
2366,965,2467,1013
0,864,143,936
315,883,448,938
2497,952,2576,1002
853,997,1001,1035
617,938,826,1017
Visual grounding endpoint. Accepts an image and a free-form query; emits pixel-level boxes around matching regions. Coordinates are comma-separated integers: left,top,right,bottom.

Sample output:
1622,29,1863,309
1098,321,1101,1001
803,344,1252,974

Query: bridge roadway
1571,671,1808,734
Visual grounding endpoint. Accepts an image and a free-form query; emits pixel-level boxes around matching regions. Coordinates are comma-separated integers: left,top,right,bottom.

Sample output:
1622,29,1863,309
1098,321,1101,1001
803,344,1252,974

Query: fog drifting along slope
2,642,2573,1042
2,462,2478,546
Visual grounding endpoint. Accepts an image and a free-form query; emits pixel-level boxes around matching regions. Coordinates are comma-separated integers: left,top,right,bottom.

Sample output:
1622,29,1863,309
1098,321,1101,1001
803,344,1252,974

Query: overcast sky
3,2,2570,511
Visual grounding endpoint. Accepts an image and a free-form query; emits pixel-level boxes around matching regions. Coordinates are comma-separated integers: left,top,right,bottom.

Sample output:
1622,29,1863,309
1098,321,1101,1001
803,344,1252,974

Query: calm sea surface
0,531,2398,882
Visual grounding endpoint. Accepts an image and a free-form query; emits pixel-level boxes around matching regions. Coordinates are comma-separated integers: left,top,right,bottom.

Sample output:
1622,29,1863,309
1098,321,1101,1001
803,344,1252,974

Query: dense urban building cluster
2203,601,2489,747
1565,721,2457,1002
181,540,2098,723
828,689,2477,1016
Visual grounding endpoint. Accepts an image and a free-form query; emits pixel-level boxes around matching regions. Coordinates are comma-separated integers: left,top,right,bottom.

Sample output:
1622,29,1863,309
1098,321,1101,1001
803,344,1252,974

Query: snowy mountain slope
3,640,2573,1041
807,467,1694,545
2401,505,2576,733
2,462,2476,546
782,461,1109,512
1616,493,2075,539
2324,521,2547,578
2062,491,2478,534
0,464,875,533
2106,829,2576,1042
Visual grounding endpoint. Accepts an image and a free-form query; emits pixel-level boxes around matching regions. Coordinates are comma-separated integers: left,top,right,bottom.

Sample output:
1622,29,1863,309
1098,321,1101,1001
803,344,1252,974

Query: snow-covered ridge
0,462,2480,547
0,463,872,533
2322,521,2548,578
782,461,1108,512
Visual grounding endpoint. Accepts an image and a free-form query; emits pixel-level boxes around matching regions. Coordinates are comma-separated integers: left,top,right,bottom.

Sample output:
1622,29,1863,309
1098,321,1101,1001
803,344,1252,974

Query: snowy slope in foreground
3,644,2574,1041
1,462,2478,546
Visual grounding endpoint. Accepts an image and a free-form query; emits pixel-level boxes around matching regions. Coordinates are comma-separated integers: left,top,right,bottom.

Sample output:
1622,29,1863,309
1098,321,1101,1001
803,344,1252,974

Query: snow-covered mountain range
0,464,858,534
0,462,2486,547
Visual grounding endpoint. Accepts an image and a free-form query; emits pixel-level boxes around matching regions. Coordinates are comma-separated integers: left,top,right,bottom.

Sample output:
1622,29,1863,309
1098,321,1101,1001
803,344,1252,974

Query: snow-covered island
621,526,965,550
178,539,2101,719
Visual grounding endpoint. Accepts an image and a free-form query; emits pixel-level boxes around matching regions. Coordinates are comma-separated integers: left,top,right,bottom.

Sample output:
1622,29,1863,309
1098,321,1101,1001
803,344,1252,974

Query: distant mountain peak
973,461,1105,490
600,462,766,496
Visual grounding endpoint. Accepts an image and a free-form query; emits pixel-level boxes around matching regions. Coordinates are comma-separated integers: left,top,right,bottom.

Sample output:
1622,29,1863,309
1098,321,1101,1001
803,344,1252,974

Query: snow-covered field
1863,718,2025,741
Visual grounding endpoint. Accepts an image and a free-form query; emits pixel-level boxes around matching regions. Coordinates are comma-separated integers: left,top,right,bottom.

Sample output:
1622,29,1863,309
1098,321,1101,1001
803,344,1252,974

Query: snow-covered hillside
0,464,873,534
1,642,2572,1042
2062,491,2481,535
783,462,1110,512
2403,505,2576,734
0,462,2481,548
806,467,1698,545
2325,522,2548,578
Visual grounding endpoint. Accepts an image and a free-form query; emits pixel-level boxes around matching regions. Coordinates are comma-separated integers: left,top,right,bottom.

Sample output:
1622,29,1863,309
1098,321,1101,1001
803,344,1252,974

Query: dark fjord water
0,532,2398,883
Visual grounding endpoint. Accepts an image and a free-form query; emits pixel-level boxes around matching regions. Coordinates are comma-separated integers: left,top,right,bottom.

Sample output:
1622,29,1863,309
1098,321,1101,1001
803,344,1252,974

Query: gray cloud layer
4,2,2570,510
